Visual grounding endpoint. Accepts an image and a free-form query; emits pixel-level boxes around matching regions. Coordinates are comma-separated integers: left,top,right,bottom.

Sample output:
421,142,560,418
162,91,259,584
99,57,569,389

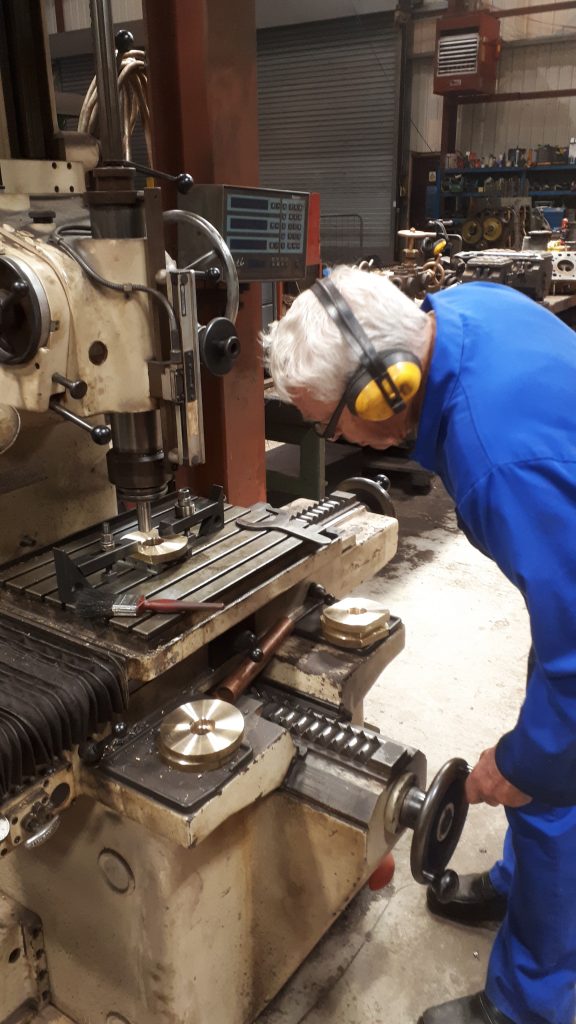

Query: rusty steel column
441,96,458,154
54,0,65,31
143,0,266,506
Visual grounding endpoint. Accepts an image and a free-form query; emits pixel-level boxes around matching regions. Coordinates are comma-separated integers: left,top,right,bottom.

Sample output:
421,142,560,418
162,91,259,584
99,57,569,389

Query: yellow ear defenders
311,278,422,422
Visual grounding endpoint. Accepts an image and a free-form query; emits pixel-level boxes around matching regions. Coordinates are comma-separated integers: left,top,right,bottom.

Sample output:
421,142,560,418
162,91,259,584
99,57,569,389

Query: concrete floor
257,480,530,1024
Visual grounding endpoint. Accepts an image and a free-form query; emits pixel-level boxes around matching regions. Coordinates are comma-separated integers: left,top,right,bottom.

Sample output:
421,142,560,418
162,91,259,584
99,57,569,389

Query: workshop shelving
435,165,576,219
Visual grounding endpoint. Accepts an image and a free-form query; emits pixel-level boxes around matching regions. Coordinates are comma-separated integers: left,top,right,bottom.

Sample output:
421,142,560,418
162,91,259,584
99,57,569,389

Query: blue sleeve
458,460,576,806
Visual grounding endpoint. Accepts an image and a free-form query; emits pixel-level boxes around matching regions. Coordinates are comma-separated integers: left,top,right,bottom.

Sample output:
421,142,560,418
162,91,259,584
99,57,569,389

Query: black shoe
427,872,507,927
418,991,514,1024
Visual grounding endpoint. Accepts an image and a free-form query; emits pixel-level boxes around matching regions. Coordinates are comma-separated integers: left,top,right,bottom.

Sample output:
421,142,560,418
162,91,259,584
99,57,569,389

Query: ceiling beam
494,1,576,16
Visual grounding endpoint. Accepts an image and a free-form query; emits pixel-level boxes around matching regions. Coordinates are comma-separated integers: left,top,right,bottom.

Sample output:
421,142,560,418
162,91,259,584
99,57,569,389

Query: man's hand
466,747,532,808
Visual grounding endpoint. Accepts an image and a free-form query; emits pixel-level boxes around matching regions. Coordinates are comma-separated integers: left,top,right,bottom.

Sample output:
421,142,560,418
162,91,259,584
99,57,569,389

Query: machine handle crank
214,616,296,703
232,630,264,663
388,758,471,903
113,60,194,195
49,399,112,445
214,584,336,703
52,372,88,400
125,162,194,195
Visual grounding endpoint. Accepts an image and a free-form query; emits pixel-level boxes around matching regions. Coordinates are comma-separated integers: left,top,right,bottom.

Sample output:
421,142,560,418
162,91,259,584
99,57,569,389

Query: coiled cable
78,46,151,162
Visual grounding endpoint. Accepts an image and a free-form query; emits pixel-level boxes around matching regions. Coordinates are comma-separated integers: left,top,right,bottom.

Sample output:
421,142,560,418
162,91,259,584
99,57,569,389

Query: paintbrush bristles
72,588,118,619
71,588,141,618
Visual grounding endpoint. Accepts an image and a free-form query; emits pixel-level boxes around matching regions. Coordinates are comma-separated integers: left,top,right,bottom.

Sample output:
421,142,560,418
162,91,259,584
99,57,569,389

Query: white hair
261,265,430,403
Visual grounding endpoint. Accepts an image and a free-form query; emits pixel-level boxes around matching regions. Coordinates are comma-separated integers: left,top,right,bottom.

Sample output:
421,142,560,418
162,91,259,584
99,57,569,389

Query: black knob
115,29,134,55
233,630,257,652
175,172,194,195
52,372,88,400
199,318,241,377
0,280,28,314
427,868,460,904
232,630,264,662
92,424,112,445
79,740,103,765
308,582,336,605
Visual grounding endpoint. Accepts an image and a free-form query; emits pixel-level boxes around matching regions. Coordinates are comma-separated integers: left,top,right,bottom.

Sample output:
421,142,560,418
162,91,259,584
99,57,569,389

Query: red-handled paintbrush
74,588,224,619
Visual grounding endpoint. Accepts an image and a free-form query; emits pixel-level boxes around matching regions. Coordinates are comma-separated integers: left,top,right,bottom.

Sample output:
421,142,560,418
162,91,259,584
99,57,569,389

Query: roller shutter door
257,14,401,265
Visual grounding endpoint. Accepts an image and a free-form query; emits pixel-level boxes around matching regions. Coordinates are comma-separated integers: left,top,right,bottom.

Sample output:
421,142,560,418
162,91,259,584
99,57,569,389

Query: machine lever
52,372,88,400
214,616,295,703
49,399,111,445
124,162,194,195
232,630,264,663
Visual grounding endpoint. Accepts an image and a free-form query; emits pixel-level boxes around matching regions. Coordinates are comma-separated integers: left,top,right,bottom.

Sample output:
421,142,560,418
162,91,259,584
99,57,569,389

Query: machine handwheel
336,476,396,519
400,758,470,902
163,209,240,323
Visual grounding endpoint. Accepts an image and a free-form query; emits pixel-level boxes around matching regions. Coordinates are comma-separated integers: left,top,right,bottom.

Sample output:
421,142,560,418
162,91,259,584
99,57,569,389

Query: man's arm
458,459,576,807
466,746,531,807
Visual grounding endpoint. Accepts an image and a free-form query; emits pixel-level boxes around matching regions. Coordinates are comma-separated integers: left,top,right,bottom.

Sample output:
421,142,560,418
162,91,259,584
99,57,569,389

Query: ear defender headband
311,278,422,422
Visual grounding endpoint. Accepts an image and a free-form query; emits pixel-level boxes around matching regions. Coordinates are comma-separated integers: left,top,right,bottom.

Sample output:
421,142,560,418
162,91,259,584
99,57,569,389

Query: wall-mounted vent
436,32,480,78
434,13,500,96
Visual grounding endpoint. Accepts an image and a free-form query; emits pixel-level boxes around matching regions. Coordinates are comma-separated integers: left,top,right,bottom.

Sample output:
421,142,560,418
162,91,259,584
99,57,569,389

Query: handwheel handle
399,757,470,891
423,867,460,904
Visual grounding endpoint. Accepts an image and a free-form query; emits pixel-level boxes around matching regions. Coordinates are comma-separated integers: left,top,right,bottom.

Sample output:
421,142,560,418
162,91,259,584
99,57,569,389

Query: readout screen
225,191,306,256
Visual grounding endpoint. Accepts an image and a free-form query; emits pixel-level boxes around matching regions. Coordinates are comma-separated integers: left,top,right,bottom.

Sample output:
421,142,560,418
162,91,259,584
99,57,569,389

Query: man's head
262,265,433,448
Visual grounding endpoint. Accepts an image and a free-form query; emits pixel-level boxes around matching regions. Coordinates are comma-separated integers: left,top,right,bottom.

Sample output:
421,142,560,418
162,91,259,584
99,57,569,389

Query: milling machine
0,4,470,1024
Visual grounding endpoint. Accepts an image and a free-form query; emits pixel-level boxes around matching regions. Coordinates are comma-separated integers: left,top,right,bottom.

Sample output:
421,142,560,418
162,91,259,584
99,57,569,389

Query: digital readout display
226,191,306,255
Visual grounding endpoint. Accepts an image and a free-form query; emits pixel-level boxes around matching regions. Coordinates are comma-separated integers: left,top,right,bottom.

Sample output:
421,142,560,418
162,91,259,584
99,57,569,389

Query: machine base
1,786,398,1024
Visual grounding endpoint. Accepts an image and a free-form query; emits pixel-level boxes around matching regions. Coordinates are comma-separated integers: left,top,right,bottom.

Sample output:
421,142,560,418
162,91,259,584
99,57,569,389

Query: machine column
143,0,266,505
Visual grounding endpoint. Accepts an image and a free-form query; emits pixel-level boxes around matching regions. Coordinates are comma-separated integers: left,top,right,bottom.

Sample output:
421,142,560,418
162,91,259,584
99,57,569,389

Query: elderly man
262,265,576,1024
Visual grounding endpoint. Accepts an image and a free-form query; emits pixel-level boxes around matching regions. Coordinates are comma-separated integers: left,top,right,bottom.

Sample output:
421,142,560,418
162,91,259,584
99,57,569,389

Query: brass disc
322,597,390,638
158,699,245,771
321,622,390,649
121,528,189,564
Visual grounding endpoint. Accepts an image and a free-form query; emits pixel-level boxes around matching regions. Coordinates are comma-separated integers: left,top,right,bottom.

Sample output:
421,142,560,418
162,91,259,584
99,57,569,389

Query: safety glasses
312,389,349,441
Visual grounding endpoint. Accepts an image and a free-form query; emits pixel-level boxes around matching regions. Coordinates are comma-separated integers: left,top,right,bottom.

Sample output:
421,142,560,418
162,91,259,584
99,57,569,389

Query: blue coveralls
413,282,576,1024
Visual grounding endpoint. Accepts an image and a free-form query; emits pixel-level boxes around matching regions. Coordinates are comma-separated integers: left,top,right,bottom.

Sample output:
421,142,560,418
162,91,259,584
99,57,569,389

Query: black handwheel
199,317,241,377
336,476,396,519
399,758,470,902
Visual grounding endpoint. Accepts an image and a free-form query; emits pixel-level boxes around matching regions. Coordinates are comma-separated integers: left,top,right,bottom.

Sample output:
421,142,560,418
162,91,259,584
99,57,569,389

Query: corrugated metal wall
257,14,401,264
486,0,576,39
410,58,443,153
410,1,576,155
459,39,576,155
